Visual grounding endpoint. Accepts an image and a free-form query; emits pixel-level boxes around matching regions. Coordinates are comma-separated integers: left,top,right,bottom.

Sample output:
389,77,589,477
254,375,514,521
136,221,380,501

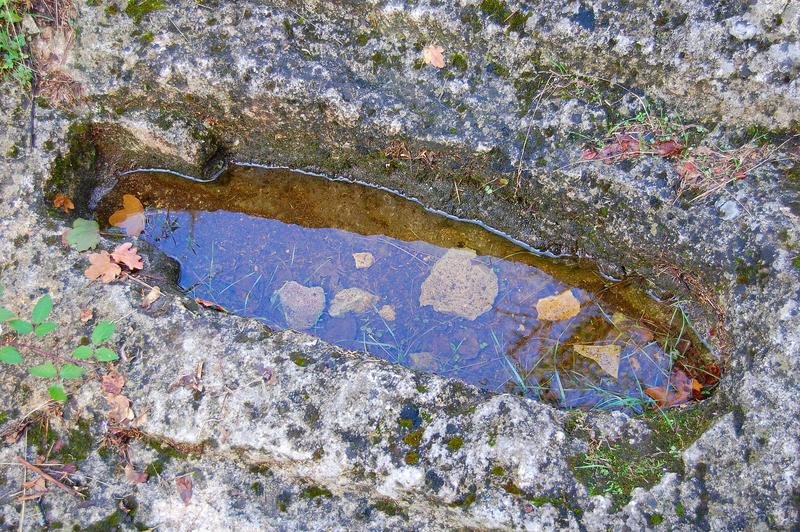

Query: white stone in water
329,287,379,317
275,281,326,330
419,248,498,320
378,304,396,321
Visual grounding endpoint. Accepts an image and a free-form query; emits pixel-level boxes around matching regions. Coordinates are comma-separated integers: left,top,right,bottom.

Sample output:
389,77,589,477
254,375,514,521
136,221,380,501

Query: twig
15,456,83,499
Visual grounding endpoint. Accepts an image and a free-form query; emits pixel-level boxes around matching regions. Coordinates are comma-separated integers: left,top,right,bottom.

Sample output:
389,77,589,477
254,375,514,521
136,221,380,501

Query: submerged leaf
109,194,146,237
535,289,581,321
574,344,621,379
67,218,100,251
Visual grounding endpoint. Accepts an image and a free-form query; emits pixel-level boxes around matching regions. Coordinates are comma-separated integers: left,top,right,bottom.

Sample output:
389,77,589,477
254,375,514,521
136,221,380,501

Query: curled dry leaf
109,194,146,237
101,371,125,395
176,475,193,505
535,289,581,321
53,193,74,213
79,308,93,322
574,344,621,379
85,251,122,283
106,394,134,424
111,242,144,270
141,286,161,308
124,464,148,484
195,298,227,312
422,44,445,68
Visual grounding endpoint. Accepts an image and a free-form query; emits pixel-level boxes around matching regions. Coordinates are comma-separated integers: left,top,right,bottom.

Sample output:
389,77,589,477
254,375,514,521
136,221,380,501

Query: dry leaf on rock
85,251,122,283
195,298,227,312
176,476,193,505
141,286,161,308
645,369,698,408
101,372,125,395
111,243,144,270
79,308,93,322
535,289,581,321
574,344,621,379
106,394,134,424
423,44,445,68
124,464,148,484
53,193,74,213
109,194,146,237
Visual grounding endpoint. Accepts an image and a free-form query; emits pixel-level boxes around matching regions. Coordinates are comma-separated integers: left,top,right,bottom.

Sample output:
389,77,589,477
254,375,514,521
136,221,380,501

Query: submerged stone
329,287,379,317
276,281,326,330
419,248,498,321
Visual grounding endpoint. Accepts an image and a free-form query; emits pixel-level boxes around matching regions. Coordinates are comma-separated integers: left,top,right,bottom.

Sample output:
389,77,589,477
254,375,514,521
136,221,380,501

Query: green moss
648,513,664,525
145,457,167,477
449,492,476,508
415,384,427,393
491,465,505,476
398,418,413,429
125,0,166,24
250,482,264,496
81,511,122,531
503,480,522,495
290,352,309,367
447,436,463,451
793,257,800,269
373,498,405,517
404,451,419,465
480,0,529,32
355,33,369,46
5,146,19,158
675,500,685,517
0,411,8,425
402,428,424,447
140,31,154,44
105,4,119,16
450,53,468,72
52,419,93,463
301,485,332,499
572,403,723,510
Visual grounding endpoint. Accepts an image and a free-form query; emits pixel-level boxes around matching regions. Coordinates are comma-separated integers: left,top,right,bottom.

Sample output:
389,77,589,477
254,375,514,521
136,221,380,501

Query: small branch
4,340,92,369
15,456,84,499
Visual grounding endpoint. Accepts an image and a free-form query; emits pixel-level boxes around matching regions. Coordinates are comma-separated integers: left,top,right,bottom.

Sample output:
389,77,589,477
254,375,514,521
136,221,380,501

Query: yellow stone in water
419,248,498,321
535,289,581,321
574,344,621,379
353,252,375,269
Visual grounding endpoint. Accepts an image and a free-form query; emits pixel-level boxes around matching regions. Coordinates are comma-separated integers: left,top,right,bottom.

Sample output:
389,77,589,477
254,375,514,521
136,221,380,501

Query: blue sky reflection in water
101,167,695,411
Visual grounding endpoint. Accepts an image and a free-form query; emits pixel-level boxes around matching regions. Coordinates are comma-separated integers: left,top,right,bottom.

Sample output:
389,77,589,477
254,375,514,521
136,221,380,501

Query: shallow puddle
97,166,709,410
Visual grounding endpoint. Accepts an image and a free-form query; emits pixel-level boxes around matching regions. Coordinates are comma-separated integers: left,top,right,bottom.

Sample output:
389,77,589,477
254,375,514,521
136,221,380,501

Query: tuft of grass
0,0,33,87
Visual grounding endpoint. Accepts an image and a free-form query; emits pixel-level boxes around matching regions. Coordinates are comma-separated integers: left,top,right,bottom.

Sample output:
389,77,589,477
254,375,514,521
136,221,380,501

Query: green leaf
91,321,116,345
60,364,85,379
72,345,94,360
0,346,22,364
49,385,68,402
0,307,14,321
95,348,119,362
66,218,100,252
9,319,33,334
29,363,57,378
31,294,53,324
34,322,58,337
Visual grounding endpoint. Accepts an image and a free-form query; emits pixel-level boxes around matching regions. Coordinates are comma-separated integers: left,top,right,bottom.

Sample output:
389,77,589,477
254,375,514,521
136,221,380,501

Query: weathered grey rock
328,287,379,317
420,248,498,320
275,281,326,330
0,0,798,529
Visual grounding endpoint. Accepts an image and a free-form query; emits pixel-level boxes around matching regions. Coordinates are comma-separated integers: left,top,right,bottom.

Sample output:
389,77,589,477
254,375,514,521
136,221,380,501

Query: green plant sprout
0,0,32,88
0,286,118,402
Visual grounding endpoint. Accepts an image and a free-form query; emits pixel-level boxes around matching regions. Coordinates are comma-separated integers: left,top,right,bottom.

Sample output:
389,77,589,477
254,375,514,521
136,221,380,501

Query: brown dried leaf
141,286,161,308
109,194,146,237
574,344,621,379
79,308,93,322
111,242,144,270
53,193,74,213
645,369,694,408
101,372,125,395
124,464,148,484
535,289,581,321
176,475,193,505
194,298,227,312
106,394,134,424
85,251,122,283
422,44,445,68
